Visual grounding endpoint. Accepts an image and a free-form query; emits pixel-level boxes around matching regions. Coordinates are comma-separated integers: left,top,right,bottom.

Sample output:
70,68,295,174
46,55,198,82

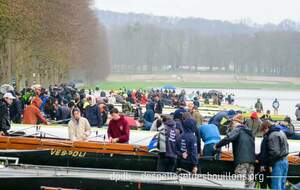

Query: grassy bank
87,81,300,90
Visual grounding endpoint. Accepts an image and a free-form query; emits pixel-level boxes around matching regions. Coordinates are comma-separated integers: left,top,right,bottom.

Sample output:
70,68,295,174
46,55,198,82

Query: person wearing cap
215,114,256,188
22,97,49,125
259,120,289,190
0,93,15,135
245,112,263,137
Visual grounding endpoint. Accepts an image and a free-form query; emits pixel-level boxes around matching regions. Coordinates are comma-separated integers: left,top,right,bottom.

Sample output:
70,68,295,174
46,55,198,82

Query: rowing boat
0,135,299,184
113,103,286,121
9,124,300,153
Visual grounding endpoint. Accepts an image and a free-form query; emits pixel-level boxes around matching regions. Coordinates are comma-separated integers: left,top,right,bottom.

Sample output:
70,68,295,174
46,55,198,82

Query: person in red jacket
23,97,48,125
107,108,130,143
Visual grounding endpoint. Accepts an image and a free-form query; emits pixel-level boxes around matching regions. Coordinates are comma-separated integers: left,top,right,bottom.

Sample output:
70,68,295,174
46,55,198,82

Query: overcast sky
95,0,300,24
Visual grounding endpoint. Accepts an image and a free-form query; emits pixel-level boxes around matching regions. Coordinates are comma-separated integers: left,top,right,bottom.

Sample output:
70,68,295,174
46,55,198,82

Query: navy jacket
85,104,102,127
173,107,186,120
143,103,155,123
177,119,198,166
164,120,178,158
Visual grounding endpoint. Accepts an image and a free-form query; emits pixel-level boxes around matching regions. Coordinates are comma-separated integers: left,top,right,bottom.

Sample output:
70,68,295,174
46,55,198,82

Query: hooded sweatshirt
68,114,91,141
23,97,47,125
107,115,130,143
85,97,102,127
177,119,198,166
143,103,155,123
158,120,178,158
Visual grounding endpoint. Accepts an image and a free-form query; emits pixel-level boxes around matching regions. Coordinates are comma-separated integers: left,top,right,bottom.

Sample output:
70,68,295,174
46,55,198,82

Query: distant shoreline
87,73,300,90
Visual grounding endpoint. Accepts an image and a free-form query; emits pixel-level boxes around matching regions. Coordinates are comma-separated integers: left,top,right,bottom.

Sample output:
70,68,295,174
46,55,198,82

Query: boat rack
0,163,249,190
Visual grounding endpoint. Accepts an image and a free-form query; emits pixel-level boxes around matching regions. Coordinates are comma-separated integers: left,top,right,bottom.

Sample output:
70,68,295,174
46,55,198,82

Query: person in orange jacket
23,97,49,125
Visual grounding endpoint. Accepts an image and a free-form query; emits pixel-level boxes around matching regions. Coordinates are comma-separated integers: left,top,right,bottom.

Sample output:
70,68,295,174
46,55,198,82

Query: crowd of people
0,83,298,189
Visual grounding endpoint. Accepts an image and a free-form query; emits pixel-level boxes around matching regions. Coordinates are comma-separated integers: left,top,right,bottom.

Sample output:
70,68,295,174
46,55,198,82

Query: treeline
0,0,110,88
102,12,300,77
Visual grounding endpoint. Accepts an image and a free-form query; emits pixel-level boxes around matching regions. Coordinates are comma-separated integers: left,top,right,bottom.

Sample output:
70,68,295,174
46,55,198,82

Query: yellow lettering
55,150,61,156
72,151,79,157
68,151,73,156
50,149,56,155
79,152,86,157
61,150,68,156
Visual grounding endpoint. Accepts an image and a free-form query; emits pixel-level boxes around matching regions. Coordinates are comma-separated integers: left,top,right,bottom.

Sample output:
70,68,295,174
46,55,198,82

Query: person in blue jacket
143,102,155,123
177,118,199,174
199,124,221,160
85,96,102,127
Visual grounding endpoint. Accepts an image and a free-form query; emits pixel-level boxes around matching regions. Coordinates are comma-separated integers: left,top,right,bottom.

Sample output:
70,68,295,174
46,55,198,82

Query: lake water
184,88,300,119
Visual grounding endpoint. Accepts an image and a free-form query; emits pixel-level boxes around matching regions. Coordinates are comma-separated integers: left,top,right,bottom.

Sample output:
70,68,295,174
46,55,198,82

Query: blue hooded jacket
177,119,198,166
164,120,178,158
85,104,102,127
143,103,155,123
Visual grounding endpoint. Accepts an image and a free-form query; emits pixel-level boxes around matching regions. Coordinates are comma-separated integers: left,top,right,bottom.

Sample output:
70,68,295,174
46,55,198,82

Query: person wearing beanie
245,112,263,137
176,118,199,174
215,114,255,188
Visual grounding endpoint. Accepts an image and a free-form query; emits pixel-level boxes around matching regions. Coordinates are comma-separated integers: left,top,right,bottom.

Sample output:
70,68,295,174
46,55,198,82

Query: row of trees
107,22,300,77
0,0,110,88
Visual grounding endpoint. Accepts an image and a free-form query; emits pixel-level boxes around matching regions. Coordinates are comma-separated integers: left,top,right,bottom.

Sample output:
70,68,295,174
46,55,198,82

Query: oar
49,118,71,124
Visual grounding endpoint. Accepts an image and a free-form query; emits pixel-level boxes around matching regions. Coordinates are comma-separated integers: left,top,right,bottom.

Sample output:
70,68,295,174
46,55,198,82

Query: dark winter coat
216,125,256,165
0,99,11,134
176,119,199,166
85,104,102,127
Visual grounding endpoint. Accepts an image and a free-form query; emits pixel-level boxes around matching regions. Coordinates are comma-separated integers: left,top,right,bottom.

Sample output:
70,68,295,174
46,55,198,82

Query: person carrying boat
255,98,263,113
107,108,130,143
22,97,49,125
259,120,289,190
199,123,221,160
214,114,256,188
272,98,280,115
245,112,263,137
176,118,199,174
68,107,91,141
0,93,15,135
156,116,179,172
187,102,203,126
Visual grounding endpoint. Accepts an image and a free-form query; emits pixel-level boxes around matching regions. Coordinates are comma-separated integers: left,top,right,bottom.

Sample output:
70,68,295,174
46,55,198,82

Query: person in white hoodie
68,107,91,141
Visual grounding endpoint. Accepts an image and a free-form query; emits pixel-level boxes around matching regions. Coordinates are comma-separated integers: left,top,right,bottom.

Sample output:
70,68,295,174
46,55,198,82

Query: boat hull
0,149,299,183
